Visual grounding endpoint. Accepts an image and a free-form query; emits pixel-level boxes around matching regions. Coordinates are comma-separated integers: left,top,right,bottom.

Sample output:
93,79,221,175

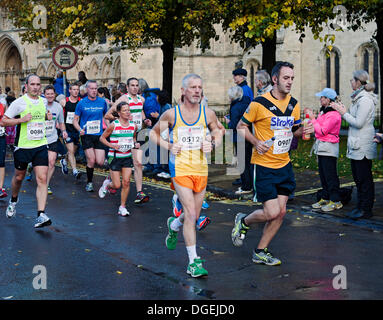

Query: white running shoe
158,172,171,179
34,213,52,228
98,178,111,198
118,206,130,216
6,200,17,218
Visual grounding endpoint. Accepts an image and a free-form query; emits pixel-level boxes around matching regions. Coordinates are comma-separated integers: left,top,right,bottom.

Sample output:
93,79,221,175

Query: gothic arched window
326,49,340,94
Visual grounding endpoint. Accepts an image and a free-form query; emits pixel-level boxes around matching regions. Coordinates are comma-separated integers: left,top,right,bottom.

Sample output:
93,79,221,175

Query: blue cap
315,88,337,101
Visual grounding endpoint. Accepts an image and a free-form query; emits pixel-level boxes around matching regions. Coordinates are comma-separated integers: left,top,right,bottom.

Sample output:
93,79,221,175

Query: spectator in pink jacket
306,88,342,212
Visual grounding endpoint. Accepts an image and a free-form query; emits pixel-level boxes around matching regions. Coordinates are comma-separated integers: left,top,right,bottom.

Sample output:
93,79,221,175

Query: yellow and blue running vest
169,104,208,177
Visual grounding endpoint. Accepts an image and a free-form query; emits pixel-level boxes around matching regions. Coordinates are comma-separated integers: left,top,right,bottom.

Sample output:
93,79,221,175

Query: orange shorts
171,176,208,193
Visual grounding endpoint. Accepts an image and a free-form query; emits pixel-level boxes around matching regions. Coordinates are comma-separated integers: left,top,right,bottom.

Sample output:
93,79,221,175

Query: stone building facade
0,13,379,113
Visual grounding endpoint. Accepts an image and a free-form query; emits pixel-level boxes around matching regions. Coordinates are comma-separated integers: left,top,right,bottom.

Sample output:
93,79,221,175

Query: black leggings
318,155,341,202
351,158,375,212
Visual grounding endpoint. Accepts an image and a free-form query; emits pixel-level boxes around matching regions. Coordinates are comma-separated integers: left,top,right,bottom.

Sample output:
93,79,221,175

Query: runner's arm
72,115,84,135
237,119,273,155
99,122,117,149
104,105,118,121
0,114,30,127
205,108,223,148
149,108,173,150
133,124,140,149
106,95,127,121
142,110,152,127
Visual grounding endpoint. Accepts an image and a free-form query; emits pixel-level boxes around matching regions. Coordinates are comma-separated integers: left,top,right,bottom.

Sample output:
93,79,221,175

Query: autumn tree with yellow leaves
1,0,381,123
222,0,345,73
224,0,382,129
1,0,224,100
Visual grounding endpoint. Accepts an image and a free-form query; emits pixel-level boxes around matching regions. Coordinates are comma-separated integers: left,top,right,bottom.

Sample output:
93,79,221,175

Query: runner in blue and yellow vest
0,74,52,228
150,74,223,278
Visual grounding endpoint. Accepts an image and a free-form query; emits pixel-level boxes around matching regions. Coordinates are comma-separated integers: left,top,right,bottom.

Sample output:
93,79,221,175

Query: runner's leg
11,169,27,198
47,150,57,187
120,167,132,207
256,195,288,249
132,148,143,193
109,170,121,190
84,148,96,182
66,142,78,172
94,148,105,167
33,165,48,212
173,181,202,248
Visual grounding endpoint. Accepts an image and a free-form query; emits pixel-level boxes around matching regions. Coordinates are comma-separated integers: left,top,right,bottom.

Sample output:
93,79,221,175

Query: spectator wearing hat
306,88,342,212
232,68,254,102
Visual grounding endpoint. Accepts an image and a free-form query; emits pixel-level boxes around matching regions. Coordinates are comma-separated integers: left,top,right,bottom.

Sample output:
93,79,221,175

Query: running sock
11,196,18,203
186,245,198,264
86,166,94,183
170,217,183,231
255,248,265,254
37,210,44,217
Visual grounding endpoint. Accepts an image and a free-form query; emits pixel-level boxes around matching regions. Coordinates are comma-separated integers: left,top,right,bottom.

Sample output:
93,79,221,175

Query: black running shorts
255,162,296,203
81,134,105,150
108,156,134,171
13,145,48,170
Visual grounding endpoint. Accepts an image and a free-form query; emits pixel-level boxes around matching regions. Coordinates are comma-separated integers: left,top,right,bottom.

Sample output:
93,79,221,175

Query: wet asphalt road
1,161,383,300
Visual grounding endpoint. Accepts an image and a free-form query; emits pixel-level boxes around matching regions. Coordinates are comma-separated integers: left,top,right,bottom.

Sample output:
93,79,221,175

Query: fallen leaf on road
89,223,94,226
116,271,123,275
339,233,346,237
212,250,225,255
85,249,91,252
137,265,143,268
2,296,13,300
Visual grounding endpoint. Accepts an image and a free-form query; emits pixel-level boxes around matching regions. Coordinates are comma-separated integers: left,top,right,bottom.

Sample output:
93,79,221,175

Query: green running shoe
165,217,178,250
187,257,208,278
231,213,250,247
252,248,281,266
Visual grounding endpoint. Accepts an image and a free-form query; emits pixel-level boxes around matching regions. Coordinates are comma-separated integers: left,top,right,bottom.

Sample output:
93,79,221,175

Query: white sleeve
4,97,26,118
